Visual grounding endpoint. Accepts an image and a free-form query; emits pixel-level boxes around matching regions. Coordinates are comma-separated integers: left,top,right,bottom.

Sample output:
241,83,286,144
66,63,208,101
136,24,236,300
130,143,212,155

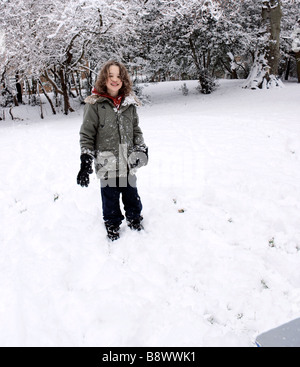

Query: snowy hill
0,80,300,347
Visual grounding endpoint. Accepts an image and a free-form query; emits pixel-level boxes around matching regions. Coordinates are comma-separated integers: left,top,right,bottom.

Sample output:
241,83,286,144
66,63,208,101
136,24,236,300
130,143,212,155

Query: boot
127,217,144,231
105,223,120,241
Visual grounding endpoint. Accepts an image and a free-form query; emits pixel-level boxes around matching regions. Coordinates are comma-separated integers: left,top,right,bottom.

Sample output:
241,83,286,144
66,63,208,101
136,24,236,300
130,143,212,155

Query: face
106,65,123,97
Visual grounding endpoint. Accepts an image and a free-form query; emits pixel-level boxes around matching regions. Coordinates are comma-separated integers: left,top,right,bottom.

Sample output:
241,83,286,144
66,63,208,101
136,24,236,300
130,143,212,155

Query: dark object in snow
77,154,93,187
127,216,144,231
105,223,120,242
256,318,300,347
180,83,189,96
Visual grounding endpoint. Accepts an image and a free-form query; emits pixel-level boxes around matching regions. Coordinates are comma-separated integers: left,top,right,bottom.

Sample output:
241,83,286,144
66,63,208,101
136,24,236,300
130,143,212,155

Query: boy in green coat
77,60,148,241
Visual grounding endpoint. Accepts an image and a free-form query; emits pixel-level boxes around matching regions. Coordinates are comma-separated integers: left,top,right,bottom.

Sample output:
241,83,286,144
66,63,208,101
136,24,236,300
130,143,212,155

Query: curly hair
94,60,133,97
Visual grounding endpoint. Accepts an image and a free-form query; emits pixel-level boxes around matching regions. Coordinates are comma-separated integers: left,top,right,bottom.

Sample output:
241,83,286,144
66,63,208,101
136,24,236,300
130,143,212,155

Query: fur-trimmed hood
84,93,141,107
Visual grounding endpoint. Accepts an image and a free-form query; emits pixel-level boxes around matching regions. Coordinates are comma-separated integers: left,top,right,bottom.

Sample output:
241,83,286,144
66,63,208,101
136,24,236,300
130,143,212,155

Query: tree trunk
262,0,282,76
189,37,201,73
25,78,31,105
30,78,38,106
284,57,291,81
38,80,56,115
43,68,74,115
59,69,72,115
15,72,22,104
244,0,283,89
189,36,215,94
296,51,300,83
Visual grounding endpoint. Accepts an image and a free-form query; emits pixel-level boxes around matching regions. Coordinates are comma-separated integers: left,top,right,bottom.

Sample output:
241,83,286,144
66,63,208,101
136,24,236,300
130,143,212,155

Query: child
77,60,148,241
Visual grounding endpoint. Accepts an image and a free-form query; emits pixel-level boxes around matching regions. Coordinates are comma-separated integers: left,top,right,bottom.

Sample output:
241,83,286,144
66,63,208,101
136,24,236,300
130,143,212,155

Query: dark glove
77,154,93,187
129,145,149,169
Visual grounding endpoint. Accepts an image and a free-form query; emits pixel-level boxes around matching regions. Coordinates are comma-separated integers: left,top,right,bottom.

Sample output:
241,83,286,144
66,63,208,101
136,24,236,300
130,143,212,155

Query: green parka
80,94,147,179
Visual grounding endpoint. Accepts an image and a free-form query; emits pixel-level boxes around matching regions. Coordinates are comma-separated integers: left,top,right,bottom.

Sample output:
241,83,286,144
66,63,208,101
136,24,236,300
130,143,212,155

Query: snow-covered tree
214,0,261,79
0,0,138,113
1,0,299,115
127,0,222,93
39,0,137,114
291,19,300,82
244,0,283,89
279,0,300,81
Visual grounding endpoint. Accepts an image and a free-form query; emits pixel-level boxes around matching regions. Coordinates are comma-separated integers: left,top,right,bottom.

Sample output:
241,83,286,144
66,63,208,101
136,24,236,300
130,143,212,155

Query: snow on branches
0,0,138,114
292,23,300,53
158,0,222,24
0,0,299,115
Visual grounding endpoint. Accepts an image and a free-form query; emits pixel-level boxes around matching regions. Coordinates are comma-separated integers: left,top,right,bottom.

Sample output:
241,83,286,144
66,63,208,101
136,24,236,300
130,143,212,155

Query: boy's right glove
77,154,93,187
129,145,149,169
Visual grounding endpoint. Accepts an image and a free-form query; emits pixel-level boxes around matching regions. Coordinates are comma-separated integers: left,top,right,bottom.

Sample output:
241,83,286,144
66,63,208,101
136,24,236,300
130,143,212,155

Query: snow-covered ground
0,79,300,347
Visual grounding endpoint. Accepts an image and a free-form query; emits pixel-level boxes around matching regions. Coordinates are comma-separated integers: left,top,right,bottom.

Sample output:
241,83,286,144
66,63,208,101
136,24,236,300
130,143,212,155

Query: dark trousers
100,175,143,226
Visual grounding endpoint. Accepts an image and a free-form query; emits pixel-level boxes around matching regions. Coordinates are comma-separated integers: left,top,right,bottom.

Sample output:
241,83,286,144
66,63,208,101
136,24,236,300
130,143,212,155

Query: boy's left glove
77,154,93,187
129,145,149,170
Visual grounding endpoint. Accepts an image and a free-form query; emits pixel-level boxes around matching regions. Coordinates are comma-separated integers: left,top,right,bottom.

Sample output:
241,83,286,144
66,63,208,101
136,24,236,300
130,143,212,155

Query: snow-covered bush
197,70,217,94
180,83,189,96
